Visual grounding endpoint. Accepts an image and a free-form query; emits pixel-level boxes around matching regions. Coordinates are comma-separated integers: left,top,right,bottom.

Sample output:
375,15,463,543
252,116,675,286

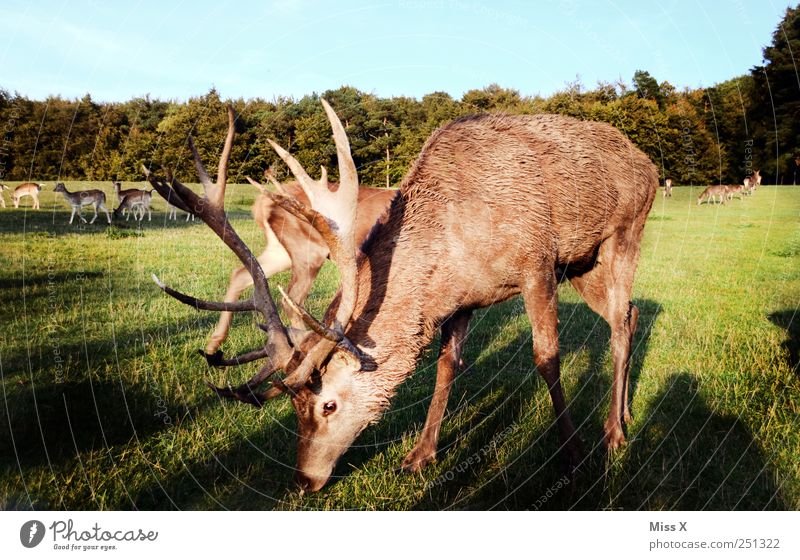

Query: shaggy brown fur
290,112,658,488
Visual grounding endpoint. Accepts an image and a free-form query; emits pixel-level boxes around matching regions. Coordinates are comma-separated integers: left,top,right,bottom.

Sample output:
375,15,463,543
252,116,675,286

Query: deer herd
1,101,767,492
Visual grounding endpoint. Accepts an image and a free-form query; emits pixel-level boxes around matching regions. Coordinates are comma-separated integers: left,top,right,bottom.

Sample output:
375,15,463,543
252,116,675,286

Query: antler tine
187,105,235,208
142,164,195,214
264,167,288,195
258,98,362,390
267,139,325,206
216,106,236,197
320,98,359,332
245,175,269,195
188,136,214,193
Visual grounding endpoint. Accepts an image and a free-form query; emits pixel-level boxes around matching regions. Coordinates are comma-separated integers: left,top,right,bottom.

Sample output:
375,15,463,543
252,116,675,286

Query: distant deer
113,190,153,221
743,169,761,194
167,203,196,221
54,182,111,224
752,169,762,189
725,184,744,200
203,172,396,356
12,183,44,209
697,185,727,205
663,178,673,197
113,181,150,218
0,184,8,208
145,102,657,492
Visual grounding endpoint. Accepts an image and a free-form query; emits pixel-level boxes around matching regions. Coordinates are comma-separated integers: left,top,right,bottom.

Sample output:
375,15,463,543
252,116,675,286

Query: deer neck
346,197,445,397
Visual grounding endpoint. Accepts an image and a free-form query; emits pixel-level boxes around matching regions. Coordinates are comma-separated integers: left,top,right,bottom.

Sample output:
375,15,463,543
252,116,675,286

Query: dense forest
1,6,798,188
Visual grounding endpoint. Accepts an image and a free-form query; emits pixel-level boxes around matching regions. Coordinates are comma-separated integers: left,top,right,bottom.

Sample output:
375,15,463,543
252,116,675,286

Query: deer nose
294,471,328,493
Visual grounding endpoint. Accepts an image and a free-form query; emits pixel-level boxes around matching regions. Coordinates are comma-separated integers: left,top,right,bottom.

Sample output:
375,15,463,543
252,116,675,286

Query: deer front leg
524,274,583,470
69,206,77,224
402,310,472,473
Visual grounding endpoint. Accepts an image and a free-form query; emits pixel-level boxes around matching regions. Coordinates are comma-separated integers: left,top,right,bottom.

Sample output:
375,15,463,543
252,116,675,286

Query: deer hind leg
402,309,472,473
33,193,40,209
283,259,325,330
569,232,642,450
205,232,292,355
90,203,99,224
523,270,583,469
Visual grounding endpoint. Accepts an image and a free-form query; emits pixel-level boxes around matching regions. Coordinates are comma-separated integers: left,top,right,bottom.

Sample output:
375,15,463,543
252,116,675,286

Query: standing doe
663,178,673,197
145,102,657,492
12,183,45,209
54,182,111,224
697,185,727,205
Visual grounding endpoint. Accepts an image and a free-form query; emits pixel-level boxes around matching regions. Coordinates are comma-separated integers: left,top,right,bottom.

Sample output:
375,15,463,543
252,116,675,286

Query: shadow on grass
0,379,180,471
0,208,206,235
129,401,298,510
612,372,784,510
402,298,662,510
769,309,799,375
0,270,104,290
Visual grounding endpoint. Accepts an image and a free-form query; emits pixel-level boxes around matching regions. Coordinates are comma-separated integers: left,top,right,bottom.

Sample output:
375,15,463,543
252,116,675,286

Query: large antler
144,106,295,388
265,98,363,389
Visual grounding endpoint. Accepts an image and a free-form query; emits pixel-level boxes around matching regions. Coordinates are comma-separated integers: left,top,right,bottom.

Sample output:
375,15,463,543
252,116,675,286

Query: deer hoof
604,424,627,451
401,446,436,473
623,408,633,425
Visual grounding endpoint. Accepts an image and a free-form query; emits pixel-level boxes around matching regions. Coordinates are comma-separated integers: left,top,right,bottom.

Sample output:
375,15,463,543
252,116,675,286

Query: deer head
144,101,379,492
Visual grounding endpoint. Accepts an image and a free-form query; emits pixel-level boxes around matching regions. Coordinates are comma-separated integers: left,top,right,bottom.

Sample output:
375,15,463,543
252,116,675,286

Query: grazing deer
0,184,8,208
113,190,153,221
113,181,150,218
12,183,44,209
145,102,657,492
54,182,111,224
663,178,672,197
203,172,396,356
697,185,727,205
725,184,744,200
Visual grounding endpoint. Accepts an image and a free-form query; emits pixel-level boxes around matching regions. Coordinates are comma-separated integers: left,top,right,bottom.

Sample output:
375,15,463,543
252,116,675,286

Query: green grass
1,182,799,510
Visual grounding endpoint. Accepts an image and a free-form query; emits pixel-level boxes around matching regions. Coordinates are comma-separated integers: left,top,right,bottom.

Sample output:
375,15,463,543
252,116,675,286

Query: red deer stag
203,171,396,357
145,102,657,492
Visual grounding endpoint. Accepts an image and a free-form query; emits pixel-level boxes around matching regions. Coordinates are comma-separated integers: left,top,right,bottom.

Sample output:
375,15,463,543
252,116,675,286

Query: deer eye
322,401,337,416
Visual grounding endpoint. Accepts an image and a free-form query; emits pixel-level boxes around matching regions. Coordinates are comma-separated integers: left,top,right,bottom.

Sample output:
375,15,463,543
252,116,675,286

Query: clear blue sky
1,0,792,102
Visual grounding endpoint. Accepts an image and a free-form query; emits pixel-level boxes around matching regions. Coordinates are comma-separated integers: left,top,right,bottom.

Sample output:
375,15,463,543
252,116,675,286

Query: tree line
1,6,797,188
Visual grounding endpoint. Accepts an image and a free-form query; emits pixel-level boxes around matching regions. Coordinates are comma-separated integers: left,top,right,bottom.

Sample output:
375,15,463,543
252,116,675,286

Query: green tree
749,4,800,184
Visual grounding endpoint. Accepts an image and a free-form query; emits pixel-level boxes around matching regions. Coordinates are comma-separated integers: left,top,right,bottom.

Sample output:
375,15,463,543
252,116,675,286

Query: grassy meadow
0,181,798,510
